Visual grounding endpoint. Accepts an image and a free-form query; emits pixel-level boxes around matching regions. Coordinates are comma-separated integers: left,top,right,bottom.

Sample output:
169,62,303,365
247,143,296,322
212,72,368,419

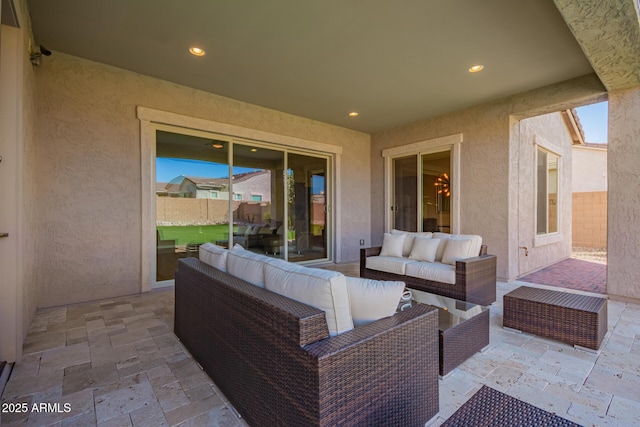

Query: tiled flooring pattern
2,262,639,426
519,258,607,294
1,289,247,427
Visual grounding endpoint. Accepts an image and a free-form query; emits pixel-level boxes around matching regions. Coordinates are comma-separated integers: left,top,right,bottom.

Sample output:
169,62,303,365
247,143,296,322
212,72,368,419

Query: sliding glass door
155,129,331,282
232,143,285,259
392,150,452,232
288,153,329,261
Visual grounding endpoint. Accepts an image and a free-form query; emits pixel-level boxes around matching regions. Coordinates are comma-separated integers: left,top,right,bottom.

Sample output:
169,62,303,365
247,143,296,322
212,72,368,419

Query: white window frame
533,136,563,247
382,134,462,234
137,106,341,291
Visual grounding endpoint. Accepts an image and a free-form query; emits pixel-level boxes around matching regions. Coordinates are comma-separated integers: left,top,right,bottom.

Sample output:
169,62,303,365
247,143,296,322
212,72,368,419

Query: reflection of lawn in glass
157,225,230,246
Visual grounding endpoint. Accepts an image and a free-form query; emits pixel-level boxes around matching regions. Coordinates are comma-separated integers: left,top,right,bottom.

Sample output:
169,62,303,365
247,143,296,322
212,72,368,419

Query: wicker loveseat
360,231,497,306
175,255,440,427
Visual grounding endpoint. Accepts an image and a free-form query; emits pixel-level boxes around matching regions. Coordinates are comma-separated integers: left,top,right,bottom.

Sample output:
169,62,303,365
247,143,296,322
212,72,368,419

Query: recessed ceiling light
348,111,359,117
468,65,484,73
189,47,206,57
212,143,223,149
250,148,258,152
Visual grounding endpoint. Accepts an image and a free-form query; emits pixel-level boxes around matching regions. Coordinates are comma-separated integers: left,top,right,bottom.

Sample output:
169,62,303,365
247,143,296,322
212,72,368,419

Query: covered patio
2,272,639,426
2,1,640,425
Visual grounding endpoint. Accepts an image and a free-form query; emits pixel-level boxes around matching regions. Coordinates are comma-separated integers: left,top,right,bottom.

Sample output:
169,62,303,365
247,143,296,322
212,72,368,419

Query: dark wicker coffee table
503,286,607,351
411,290,489,377
442,385,581,426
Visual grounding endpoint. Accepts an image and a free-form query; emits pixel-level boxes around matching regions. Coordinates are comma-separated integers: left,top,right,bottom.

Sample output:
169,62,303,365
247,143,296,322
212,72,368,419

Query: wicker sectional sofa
174,246,440,427
360,231,497,306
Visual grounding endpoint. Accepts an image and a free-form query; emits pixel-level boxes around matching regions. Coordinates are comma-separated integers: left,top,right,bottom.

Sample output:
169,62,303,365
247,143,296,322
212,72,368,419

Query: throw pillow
408,237,441,262
265,260,354,336
199,242,228,272
432,232,451,261
379,233,406,257
391,229,432,257
345,277,405,327
441,238,473,265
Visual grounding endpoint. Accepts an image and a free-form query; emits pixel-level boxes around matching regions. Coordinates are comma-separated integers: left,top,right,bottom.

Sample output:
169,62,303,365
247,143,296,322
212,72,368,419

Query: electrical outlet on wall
359,239,365,246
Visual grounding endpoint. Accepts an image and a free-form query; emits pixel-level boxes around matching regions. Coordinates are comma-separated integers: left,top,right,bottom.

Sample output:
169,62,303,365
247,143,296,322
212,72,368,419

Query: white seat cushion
226,244,274,287
264,260,353,336
366,256,417,275
379,233,406,257
199,242,228,272
345,277,406,327
405,261,456,285
408,237,440,262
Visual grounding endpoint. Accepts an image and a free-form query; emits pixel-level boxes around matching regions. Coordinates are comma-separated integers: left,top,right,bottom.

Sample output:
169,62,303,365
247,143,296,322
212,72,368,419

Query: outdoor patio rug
441,385,581,426
518,258,605,294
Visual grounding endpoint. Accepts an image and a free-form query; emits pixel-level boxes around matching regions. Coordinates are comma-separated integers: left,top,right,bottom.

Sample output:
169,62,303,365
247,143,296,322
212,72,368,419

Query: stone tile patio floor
2,264,640,426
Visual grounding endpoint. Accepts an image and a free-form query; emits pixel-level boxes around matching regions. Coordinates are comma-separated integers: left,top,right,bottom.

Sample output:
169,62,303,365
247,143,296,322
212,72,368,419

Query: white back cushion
451,234,483,257
380,233,406,257
265,260,353,336
441,238,473,265
345,277,405,327
432,233,483,261
408,238,441,263
227,244,273,287
199,243,228,272
391,229,432,257
432,232,451,261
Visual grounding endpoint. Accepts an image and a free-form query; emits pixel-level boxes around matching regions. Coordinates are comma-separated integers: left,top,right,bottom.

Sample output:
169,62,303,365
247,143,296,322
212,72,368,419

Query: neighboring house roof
582,142,608,149
184,176,226,190
232,170,271,183
561,109,586,145
161,170,271,194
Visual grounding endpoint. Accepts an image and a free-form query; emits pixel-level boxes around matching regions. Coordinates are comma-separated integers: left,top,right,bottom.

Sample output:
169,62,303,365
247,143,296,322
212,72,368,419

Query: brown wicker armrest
360,246,382,276
303,303,439,426
455,254,497,306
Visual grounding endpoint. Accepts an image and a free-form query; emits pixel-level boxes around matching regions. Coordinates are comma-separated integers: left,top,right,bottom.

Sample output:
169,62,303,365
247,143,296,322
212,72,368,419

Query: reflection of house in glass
156,170,274,226
157,170,272,201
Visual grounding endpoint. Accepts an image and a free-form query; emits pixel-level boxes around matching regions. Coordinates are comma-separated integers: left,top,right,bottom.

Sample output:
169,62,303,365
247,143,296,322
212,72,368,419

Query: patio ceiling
26,0,640,133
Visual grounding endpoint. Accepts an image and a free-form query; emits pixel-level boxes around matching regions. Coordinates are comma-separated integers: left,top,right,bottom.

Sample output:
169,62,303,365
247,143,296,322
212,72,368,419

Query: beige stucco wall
572,145,607,192
608,87,640,301
372,106,511,278
35,52,370,308
516,112,573,277
0,0,38,362
371,76,604,281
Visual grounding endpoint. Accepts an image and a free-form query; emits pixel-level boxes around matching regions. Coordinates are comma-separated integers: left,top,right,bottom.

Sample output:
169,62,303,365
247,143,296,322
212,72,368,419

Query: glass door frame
382,134,462,234
138,107,338,290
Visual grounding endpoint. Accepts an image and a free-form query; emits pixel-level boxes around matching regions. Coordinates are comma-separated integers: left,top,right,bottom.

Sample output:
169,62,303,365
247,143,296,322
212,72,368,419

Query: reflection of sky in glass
312,175,325,195
156,158,254,182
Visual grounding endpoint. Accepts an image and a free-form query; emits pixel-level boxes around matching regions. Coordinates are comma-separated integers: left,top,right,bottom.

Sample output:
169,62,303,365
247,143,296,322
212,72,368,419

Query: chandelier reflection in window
434,173,450,213
434,173,450,197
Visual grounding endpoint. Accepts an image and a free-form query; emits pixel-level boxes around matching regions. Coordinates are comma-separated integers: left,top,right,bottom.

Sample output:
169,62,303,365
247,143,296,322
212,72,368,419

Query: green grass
157,224,231,246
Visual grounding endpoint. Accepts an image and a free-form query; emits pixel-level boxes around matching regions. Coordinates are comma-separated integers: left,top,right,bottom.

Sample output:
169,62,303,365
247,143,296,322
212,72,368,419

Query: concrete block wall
572,191,607,248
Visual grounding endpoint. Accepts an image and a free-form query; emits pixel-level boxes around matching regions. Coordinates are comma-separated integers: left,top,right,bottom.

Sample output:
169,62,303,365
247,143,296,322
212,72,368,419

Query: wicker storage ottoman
503,286,607,350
